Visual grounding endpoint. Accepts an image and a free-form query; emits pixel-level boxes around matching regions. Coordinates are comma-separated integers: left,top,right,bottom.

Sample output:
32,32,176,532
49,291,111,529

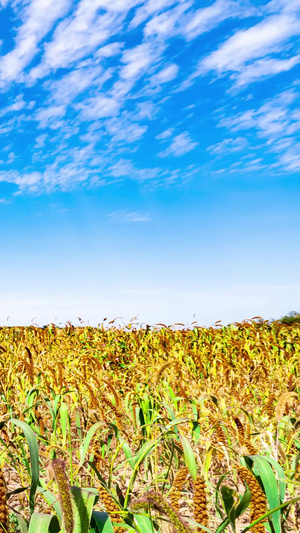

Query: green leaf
215,518,230,533
14,513,28,533
75,409,83,441
124,441,156,507
7,485,30,498
203,448,213,481
8,419,39,514
231,487,251,522
134,514,155,533
71,486,98,533
91,511,114,533
220,486,235,519
187,518,214,533
119,438,134,469
164,406,176,420
262,456,286,502
247,456,281,533
37,483,62,522
79,421,104,467
167,417,192,429
240,495,300,532
28,513,60,533
179,434,197,481
215,473,231,519
131,440,156,469
192,421,201,445
60,402,69,445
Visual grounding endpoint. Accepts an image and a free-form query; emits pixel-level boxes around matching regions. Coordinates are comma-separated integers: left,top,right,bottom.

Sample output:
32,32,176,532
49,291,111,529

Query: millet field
0,319,299,533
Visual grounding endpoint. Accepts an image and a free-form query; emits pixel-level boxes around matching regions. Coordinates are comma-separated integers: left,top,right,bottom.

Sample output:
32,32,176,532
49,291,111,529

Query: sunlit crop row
0,319,299,532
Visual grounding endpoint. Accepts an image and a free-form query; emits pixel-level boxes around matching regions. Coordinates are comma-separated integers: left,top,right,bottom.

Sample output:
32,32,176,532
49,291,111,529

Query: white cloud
130,0,178,29
0,95,25,116
0,119,15,135
45,66,112,106
88,0,140,11
217,88,300,173
232,55,300,88
151,63,179,84
108,210,151,222
156,128,174,140
266,0,300,15
7,152,16,163
76,95,120,120
94,42,124,58
137,101,157,119
35,105,66,128
108,159,136,177
0,169,42,192
159,131,198,156
183,0,238,41
208,136,249,155
106,158,163,181
29,2,123,78
120,41,164,80
220,89,299,140
0,0,71,86
105,115,148,143
278,147,300,171
110,78,136,100
34,134,47,148
144,0,192,38
195,12,300,86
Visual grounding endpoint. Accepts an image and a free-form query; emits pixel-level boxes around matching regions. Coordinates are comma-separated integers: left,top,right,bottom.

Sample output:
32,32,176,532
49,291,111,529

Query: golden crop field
0,319,299,533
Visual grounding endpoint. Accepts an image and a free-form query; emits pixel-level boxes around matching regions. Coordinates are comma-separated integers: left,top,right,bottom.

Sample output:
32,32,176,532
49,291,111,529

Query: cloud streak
0,0,71,86
193,10,300,88
0,0,299,194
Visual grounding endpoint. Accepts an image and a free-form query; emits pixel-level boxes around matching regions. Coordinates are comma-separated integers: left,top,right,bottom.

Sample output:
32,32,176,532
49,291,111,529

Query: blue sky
0,0,300,327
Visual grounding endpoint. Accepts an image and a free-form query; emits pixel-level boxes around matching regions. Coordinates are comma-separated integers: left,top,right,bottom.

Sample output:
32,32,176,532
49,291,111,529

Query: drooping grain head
51,459,74,533
170,466,189,511
193,475,209,531
237,466,267,533
0,467,9,533
98,484,126,533
275,392,298,421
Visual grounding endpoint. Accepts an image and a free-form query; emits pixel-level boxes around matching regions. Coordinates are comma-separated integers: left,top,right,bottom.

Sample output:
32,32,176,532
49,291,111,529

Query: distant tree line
277,311,300,325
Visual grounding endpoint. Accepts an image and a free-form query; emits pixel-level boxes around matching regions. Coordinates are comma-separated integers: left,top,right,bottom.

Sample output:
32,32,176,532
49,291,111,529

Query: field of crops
0,319,299,533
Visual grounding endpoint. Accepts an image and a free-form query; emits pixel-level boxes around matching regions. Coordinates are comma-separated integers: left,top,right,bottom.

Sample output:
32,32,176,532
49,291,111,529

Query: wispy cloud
75,95,120,120
156,128,174,140
130,0,179,29
120,41,164,80
0,0,71,86
44,65,108,106
194,11,300,88
94,42,124,58
183,0,243,41
150,63,179,85
216,88,300,173
143,0,191,38
0,95,26,116
35,104,66,129
108,210,152,222
208,136,249,155
0,169,42,193
219,90,299,139
104,114,148,143
0,0,299,194
159,131,198,157
29,4,122,79
233,55,300,88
